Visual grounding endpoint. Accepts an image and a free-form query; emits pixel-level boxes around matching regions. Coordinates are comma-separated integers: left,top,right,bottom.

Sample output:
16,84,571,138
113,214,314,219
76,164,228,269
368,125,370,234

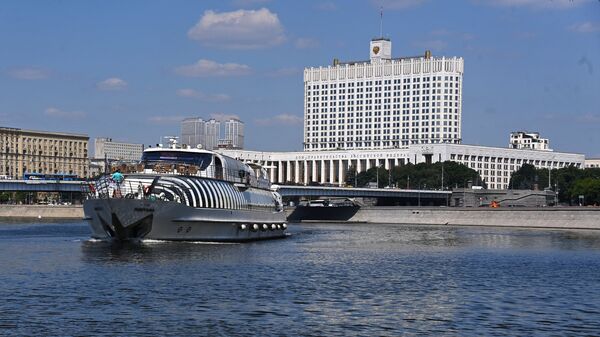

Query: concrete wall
0,205,84,219
347,207,600,230
451,189,553,207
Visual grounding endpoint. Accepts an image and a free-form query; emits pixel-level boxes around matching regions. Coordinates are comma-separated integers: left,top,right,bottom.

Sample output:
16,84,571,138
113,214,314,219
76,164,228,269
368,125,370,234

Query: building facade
94,137,143,161
509,131,551,151
585,158,600,168
224,118,244,149
303,37,464,151
0,127,89,179
181,117,206,149
221,144,584,190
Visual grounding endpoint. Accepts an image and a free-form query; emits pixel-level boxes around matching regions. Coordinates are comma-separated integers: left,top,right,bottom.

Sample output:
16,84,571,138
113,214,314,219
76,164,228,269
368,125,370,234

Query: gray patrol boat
84,139,287,242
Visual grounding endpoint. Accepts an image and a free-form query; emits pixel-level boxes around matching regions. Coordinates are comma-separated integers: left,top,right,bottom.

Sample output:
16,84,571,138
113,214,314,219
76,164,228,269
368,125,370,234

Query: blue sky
1,0,599,156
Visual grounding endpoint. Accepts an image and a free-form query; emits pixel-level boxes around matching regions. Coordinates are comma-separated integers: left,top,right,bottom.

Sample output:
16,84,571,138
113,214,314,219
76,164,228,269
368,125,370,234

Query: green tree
569,178,600,205
509,164,538,189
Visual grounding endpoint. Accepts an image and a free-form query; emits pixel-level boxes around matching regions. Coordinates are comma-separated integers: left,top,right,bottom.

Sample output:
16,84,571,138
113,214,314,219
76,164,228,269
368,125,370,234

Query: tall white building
224,118,244,149
94,137,143,161
510,131,551,151
303,37,464,151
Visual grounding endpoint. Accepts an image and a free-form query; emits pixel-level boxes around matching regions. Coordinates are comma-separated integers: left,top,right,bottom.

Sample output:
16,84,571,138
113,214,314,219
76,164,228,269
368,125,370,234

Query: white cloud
474,0,590,9
147,116,187,124
569,21,600,33
187,8,285,49
8,67,49,80
44,107,86,119
210,112,240,121
97,77,127,91
175,59,252,77
255,113,302,126
374,0,427,9
176,89,231,102
295,37,319,49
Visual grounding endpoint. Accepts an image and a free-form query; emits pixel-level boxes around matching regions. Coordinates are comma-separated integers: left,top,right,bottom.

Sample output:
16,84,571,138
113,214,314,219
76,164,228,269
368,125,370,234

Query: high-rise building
181,117,206,148
0,126,89,178
94,138,144,161
303,37,464,151
181,117,220,150
181,117,244,150
205,119,220,150
224,118,244,149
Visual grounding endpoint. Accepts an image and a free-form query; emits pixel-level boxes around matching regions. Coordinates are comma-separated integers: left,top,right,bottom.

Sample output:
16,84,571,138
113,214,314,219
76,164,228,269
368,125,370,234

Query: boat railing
102,162,257,185
89,165,259,200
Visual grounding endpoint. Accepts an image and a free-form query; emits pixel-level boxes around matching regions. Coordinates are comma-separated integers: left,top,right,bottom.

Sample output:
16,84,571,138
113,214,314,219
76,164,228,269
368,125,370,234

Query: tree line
345,161,486,190
509,164,600,205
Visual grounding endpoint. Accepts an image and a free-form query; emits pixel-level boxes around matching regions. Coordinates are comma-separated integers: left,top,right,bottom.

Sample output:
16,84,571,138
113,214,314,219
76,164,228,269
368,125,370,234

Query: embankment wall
287,206,600,230
351,207,600,229
0,205,84,219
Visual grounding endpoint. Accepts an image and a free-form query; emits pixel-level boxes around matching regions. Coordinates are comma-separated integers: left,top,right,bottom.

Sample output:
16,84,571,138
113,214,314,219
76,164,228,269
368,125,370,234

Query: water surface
1,220,600,336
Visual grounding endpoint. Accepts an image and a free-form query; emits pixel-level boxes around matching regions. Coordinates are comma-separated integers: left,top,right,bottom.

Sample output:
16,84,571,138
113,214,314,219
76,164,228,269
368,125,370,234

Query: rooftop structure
509,131,551,151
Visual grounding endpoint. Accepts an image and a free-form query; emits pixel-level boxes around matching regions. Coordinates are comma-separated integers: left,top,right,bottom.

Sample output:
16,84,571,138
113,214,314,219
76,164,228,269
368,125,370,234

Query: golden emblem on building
372,46,380,54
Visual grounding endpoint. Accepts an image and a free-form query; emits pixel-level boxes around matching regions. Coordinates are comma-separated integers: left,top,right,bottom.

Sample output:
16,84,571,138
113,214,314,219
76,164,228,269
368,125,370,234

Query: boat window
141,151,212,170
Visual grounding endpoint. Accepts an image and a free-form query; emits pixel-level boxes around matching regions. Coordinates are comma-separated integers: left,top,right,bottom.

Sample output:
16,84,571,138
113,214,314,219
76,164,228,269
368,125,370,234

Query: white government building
221,38,584,189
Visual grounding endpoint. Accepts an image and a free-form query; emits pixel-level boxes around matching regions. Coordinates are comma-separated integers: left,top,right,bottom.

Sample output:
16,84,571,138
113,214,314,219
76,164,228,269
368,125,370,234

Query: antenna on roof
380,6,383,38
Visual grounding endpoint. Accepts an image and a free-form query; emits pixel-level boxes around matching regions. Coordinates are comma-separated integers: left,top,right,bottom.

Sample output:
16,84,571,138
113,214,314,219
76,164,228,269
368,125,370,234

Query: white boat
84,140,287,242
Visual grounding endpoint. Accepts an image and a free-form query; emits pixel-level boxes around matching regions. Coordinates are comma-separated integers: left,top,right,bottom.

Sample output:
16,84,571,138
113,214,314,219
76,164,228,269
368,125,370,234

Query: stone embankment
0,205,84,219
287,206,600,230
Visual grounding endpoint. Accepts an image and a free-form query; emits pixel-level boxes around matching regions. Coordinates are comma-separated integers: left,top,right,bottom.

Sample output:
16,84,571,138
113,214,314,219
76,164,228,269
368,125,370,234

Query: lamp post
441,161,444,191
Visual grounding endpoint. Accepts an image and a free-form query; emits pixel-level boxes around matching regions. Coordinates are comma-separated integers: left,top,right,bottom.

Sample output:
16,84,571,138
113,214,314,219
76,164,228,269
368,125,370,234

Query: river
1,220,599,336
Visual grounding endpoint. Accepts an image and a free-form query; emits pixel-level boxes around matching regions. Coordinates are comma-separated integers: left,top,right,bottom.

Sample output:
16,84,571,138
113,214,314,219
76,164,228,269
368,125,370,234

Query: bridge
0,180,451,206
273,185,451,206
0,180,90,193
